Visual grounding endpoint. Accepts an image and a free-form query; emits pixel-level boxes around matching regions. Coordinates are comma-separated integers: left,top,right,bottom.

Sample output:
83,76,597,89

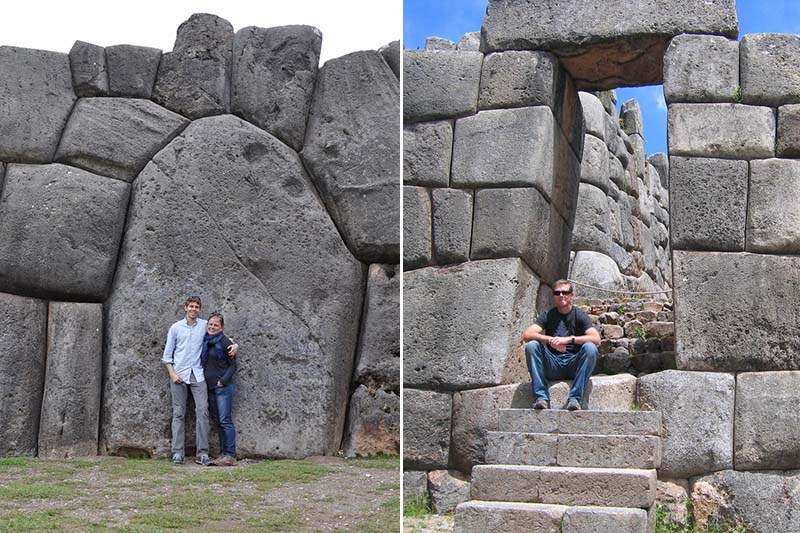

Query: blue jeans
525,340,598,402
208,383,236,457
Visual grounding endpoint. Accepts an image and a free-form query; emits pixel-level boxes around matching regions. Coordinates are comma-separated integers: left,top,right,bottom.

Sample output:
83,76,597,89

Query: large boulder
403,186,432,270
403,50,482,122
740,33,800,106
231,25,321,151
38,303,103,458
302,51,399,264
378,40,400,78
102,115,364,458
152,14,234,120
568,250,625,299
432,188,473,265
0,292,48,456
55,97,189,181
341,385,399,457
0,164,129,301
747,158,800,253
0,47,77,163
403,120,452,187
663,34,739,103
69,41,109,97
403,388,452,470
404,259,538,389
105,45,161,98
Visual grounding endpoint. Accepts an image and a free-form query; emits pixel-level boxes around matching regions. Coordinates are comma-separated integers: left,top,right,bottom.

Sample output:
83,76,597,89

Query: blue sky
403,0,800,156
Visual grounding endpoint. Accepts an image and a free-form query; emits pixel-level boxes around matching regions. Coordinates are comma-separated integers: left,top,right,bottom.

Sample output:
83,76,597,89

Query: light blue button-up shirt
162,318,207,383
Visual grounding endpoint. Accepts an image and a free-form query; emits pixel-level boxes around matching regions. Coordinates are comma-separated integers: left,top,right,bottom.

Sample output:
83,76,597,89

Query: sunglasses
553,290,572,296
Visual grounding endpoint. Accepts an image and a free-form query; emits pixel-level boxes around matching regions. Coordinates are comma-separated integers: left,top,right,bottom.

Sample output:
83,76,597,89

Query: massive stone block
674,251,800,370
668,104,775,159
580,92,606,142
103,115,364,458
69,41,109,97
404,259,538,389
777,104,800,157
741,33,800,106
403,186,432,270
734,371,800,470
478,51,560,110
569,251,625,299
404,388,452,470
481,0,737,89
432,188,472,265
580,134,610,193
152,14,234,120
663,34,739,103
0,164,129,301
105,45,161,98
403,120,452,187
0,47,77,162
341,385,399,457
353,264,399,391
302,51,399,264
55,97,189,181
670,157,747,251
231,25,321,151
638,370,734,478
572,183,632,274
748,159,800,253
403,50,482,122
0,293,47,456
38,303,102,458
378,40,400,79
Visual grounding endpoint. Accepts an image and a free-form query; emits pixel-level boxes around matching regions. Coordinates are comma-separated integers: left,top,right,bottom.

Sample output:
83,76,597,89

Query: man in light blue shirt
163,295,238,465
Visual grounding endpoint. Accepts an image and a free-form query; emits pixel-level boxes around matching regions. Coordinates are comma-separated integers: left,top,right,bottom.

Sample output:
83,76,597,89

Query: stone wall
0,14,399,459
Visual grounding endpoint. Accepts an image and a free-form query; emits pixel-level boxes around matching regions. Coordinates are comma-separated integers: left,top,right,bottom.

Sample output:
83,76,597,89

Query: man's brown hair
553,279,573,293
185,295,202,307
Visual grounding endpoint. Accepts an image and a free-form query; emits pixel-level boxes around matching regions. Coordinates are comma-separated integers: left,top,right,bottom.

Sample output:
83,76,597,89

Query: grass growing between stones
403,493,434,518
0,455,400,531
655,503,751,533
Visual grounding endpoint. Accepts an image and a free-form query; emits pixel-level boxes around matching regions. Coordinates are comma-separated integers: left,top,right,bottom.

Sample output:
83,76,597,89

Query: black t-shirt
536,306,594,354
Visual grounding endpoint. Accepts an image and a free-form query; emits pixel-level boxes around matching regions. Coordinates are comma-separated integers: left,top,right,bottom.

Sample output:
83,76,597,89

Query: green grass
343,454,399,470
0,509,67,531
0,480,86,500
189,459,332,489
244,508,304,531
403,494,433,517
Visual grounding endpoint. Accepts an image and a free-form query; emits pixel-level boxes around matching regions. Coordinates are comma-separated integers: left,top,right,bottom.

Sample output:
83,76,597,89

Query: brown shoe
216,455,237,467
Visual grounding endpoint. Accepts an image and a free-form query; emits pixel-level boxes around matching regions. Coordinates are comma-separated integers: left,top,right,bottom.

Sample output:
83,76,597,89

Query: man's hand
548,336,569,353
170,372,183,384
227,343,239,358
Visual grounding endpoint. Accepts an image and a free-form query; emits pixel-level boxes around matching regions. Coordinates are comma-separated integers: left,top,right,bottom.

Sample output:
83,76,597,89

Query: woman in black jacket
201,312,237,466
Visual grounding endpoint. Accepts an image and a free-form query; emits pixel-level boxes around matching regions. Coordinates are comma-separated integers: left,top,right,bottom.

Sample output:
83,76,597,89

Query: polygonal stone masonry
740,33,800,106
403,50,482,122
69,40,109,97
403,186,432,270
432,188,472,265
747,158,800,254
105,44,161,98
403,120,453,187
663,34,739,103
403,388,452,470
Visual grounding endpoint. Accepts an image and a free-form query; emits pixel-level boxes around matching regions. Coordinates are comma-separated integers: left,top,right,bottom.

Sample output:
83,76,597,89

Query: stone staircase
455,408,662,532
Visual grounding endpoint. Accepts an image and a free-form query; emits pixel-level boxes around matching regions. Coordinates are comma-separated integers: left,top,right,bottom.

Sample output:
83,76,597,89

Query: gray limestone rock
354,264,399,391
403,186,432,270
37,303,102,458
0,293,47,456
478,51,560,110
426,36,456,50
432,188,473,264
580,134,610,192
403,389,452,470
341,385,399,457
674,251,800,371
668,103,775,159
579,92,606,141
403,120,452,187
777,104,800,157
0,164,129,301
106,44,161,98
403,50,482,122
572,183,632,274
741,33,800,106
562,507,648,533
663,34,739,103
404,259,538,389
103,115,364,458
649,153,668,189
69,40,109,96
152,14,234,120
457,32,481,51
428,470,470,513
0,47,77,163
638,370,734,477
231,25,321,150
748,159,800,253
55,97,189,181
735,371,800,470
657,479,690,528
403,471,428,502
620,99,643,136
378,40,400,79
569,251,625,300
670,156,747,251
596,90,618,117
302,51,400,264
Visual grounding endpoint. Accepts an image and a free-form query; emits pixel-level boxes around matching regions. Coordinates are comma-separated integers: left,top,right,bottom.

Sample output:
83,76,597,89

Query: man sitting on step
523,279,600,411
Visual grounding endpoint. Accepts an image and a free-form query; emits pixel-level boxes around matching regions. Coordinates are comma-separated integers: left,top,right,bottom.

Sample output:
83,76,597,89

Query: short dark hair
553,279,573,293
208,311,224,327
185,296,202,307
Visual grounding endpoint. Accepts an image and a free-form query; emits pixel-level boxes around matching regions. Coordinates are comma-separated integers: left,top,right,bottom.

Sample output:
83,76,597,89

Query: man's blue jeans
525,340,598,403
208,383,237,457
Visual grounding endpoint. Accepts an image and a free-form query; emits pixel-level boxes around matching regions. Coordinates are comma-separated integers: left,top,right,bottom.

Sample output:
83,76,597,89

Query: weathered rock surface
777,104,800,157
69,41,109,96
403,50,482,122
403,120,452,187
478,51,561,110
457,32,481,51
0,164,129,301
404,471,428,501
0,47,77,162
425,36,456,50
403,389,452,470
432,188,473,264
741,33,800,105
748,159,800,253
580,134,610,192
103,115,364,458
668,103,775,158
302,50,399,264
231,25,321,150
663,34,739,103
649,153,668,189
354,264,399,391
38,303,103,458
105,44,161,98
0,293,48,456
378,40,400,78
638,370,734,477
428,470,471,514
403,186,432,270
657,479,690,528
674,251,800,370
669,156,747,251
569,251,625,299
152,14,234,120
404,259,538,389
341,385,399,457
55,97,189,181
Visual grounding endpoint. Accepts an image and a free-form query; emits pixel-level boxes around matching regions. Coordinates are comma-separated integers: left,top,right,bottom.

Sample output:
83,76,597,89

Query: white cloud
652,87,667,113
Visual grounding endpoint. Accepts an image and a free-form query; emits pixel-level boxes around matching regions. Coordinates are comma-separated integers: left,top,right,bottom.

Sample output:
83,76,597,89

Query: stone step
471,464,656,508
455,500,650,533
497,408,661,436
485,431,662,469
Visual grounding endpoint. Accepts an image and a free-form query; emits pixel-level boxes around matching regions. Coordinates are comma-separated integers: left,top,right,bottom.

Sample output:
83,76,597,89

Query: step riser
486,432,662,469
497,409,661,436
